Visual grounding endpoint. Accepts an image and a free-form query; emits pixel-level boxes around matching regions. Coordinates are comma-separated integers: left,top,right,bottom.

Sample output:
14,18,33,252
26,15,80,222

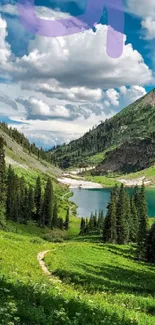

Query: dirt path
37,250,51,275
37,250,62,283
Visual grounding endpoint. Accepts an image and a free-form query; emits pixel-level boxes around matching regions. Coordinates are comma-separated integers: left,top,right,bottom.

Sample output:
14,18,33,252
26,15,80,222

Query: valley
1,3,155,324
1,91,155,325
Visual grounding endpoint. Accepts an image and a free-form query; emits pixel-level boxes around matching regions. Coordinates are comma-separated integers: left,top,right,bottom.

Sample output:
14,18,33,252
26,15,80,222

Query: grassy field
45,241,155,325
85,175,120,187
119,166,155,185
1,220,155,325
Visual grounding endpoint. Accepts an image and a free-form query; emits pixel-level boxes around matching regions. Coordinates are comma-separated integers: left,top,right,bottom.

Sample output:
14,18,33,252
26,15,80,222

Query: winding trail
37,250,62,283
37,250,51,276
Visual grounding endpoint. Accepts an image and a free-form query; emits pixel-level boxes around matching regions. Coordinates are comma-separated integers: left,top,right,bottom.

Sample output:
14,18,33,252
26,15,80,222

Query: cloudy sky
0,0,154,148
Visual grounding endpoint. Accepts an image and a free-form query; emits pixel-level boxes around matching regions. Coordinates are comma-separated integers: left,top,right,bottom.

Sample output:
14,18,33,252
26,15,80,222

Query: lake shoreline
57,177,103,189
69,187,155,219
58,175,154,189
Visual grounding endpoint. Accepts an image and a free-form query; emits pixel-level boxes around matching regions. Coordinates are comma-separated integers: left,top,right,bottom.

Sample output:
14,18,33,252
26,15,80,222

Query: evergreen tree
80,218,85,234
146,222,155,263
28,186,34,220
57,217,64,230
103,189,117,243
52,199,58,228
42,178,53,227
124,191,131,243
137,184,148,260
6,170,19,222
97,210,104,233
6,165,14,219
116,184,128,244
85,218,89,234
133,185,141,221
64,207,69,230
89,213,94,232
129,195,139,242
34,176,42,225
93,212,97,229
0,137,6,228
19,177,26,222
23,187,29,224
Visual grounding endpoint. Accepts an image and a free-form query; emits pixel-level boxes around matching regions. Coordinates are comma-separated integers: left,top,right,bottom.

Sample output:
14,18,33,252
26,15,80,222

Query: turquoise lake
69,188,155,218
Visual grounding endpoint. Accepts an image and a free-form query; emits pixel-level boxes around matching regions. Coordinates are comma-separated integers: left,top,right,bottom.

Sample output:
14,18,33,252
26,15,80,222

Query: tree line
104,184,155,263
0,122,50,162
80,183,155,263
0,137,69,230
80,210,104,235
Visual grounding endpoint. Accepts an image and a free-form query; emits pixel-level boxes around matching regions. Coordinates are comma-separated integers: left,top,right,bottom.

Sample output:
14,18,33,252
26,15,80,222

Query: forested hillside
50,89,155,170
0,136,69,232
0,122,50,162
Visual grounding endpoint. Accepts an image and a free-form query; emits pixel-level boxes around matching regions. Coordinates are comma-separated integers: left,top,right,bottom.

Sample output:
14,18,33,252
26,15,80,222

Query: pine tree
23,187,29,224
6,168,19,222
129,195,139,242
28,186,34,220
133,185,141,221
93,212,97,229
137,184,148,260
19,177,26,222
52,200,58,228
80,218,85,234
116,184,128,244
146,222,155,263
57,217,64,230
124,191,131,243
98,210,104,233
89,213,94,232
0,137,6,228
85,218,89,234
6,165,14,219
64,207,69,230
34,176,42,225
42,178,53,227
103,189,117,243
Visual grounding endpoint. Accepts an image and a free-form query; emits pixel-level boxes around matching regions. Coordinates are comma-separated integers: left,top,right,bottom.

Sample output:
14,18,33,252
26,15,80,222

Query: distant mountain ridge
50,88,155,173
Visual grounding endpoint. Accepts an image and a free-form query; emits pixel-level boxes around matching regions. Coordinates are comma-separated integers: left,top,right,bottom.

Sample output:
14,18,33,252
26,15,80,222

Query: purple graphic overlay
18,0,124,58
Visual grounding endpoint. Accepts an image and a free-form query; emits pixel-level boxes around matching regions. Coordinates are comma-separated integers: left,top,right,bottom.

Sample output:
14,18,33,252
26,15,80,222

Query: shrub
43,229,67,242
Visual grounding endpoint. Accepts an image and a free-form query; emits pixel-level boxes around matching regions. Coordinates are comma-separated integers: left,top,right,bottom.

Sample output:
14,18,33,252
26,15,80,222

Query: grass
1,220,155,324
45,241,155,325
87,146,117,165
120,165,155,185
85,175,119,187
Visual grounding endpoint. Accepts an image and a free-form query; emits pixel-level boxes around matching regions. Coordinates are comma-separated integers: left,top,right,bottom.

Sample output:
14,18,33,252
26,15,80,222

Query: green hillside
0,123,62,178
0,125,81,238
1,227,155,325
1,122,155,325
50,89,155,171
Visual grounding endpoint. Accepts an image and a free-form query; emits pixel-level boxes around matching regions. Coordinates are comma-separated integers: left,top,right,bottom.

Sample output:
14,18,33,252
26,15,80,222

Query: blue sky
0,0,154,148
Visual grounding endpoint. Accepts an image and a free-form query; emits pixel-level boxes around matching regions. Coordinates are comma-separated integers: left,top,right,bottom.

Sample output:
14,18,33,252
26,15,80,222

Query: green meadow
1,222,155,325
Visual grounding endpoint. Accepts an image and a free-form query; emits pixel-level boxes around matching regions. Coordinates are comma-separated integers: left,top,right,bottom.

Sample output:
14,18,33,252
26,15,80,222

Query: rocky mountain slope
50,89,155,173
94,137,155,174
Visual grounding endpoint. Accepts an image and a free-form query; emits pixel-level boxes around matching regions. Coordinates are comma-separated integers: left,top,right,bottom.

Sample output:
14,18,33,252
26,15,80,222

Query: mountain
0,123,62,178
50,89,155,173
